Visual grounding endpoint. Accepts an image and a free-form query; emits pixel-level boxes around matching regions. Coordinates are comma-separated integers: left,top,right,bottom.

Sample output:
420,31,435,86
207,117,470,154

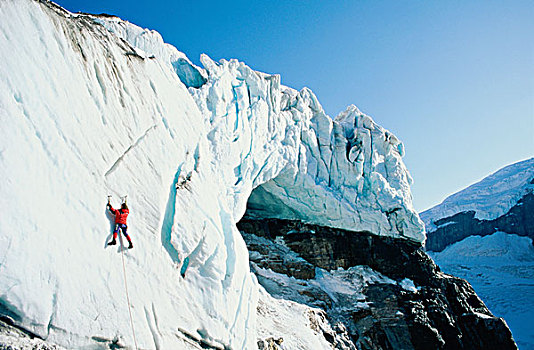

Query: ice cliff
0,1,424,348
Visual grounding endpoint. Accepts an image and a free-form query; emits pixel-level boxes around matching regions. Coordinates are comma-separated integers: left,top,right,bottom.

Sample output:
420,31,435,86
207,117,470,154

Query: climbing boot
128,241,133,249
107,239,117,246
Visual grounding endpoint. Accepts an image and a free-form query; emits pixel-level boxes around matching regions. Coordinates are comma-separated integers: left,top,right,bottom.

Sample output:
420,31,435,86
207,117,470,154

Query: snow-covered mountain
422,159,534,349
421,157,534,252
0,1,517,349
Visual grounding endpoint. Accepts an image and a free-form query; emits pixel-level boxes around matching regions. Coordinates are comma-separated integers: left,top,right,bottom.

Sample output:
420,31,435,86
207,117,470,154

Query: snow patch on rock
256,287,338,350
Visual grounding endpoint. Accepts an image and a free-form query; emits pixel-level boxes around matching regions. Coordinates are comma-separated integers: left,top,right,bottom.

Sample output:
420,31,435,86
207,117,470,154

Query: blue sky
56,0,534,211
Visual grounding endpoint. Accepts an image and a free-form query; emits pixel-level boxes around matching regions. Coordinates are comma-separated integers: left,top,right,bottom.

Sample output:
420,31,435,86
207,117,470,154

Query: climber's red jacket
109,206,129,225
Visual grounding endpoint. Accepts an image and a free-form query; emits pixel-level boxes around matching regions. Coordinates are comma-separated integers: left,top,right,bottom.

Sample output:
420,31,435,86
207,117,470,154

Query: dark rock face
241,232,316,279
425,192,534,252
238,218,518,350
0,317,63,350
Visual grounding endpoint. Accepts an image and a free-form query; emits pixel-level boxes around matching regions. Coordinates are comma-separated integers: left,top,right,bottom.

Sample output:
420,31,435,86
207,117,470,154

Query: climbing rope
119,234,138,350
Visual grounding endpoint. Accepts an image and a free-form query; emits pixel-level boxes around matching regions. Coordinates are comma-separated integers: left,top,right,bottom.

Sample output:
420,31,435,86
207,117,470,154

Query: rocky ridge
425,191,534,252
238,217,518,349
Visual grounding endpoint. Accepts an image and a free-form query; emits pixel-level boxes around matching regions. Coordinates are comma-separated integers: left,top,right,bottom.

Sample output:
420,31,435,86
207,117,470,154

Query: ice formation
94,14,424,243
0,1,423,348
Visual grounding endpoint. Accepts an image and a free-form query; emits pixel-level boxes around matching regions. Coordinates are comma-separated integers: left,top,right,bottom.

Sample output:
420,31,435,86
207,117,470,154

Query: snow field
430,232,534,350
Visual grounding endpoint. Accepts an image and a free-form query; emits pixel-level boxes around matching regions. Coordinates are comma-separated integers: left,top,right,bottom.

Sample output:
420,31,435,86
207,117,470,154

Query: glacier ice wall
0,1,255,349
0,0,423,348
94,14,424,243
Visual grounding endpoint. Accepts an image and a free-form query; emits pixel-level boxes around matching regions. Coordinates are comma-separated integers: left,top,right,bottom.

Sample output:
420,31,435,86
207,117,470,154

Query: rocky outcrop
0,317,64,350
257,337,284,350
425,192,534,252
238,218,518,350
242,232,316,279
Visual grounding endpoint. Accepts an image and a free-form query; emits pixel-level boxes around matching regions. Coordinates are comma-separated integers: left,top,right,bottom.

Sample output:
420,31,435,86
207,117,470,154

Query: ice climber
107,201,133,249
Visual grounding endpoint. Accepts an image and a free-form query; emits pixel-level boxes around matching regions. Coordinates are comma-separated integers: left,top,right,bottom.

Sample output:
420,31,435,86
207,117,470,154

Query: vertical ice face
0,1,256,349
0,0,423,349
